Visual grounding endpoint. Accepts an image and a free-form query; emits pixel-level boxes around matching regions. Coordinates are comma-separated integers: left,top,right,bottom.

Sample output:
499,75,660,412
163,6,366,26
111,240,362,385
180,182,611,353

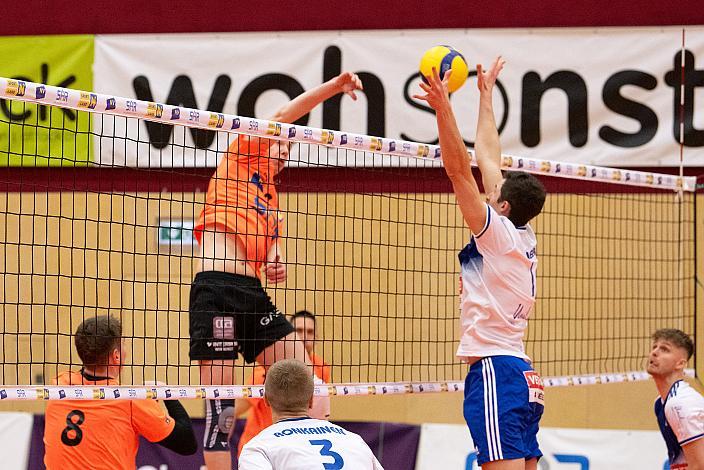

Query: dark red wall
4,0,704,36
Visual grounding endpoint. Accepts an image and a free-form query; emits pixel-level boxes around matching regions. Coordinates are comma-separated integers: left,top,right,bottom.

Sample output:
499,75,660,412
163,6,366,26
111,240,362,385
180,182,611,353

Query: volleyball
419,45,469,93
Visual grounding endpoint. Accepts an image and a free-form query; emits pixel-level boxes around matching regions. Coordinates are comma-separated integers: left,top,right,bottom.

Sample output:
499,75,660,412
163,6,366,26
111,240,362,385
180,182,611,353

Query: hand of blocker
476,56,505,94
263,254,287,284
413,67,452,112
333,72,364,101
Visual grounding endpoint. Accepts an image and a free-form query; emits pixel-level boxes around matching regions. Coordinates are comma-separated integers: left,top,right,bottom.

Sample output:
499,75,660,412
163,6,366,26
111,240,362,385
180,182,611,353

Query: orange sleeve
130,400,176,443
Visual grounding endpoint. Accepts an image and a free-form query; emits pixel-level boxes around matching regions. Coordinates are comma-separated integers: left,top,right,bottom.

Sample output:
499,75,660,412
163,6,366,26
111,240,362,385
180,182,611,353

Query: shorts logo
259,312,276,326
524,371,545,406
213,316,235,339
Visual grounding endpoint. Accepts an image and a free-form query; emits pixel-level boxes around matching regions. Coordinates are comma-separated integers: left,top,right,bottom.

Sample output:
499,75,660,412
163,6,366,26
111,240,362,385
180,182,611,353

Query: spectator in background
236,310,331,457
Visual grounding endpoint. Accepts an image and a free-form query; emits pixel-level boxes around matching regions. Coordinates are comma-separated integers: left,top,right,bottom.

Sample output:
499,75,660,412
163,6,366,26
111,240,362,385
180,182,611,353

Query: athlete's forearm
158,400,198,455
437,105,475,185
270,79,342,124
475,93,501,171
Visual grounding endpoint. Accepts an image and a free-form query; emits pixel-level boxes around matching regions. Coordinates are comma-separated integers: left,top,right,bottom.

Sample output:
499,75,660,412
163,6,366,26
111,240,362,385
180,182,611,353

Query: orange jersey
44,371,175,470
237,354,331,456
195,135,283,278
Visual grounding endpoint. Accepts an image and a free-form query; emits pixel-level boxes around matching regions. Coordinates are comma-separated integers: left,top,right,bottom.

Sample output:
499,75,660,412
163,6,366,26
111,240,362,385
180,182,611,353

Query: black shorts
188,271,294,363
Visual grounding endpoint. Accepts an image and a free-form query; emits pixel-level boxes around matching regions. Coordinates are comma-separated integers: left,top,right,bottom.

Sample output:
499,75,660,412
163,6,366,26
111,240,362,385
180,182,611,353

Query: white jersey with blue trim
239,417,384,470
457,204,537,360
655,380,704,468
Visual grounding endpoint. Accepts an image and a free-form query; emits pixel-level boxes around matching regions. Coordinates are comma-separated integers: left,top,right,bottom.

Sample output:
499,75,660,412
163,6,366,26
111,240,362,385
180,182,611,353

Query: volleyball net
0,77,699,400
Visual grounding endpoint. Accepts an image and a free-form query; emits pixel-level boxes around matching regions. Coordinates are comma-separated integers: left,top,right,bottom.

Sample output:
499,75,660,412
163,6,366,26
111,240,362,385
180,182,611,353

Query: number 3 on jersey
309,439,344,469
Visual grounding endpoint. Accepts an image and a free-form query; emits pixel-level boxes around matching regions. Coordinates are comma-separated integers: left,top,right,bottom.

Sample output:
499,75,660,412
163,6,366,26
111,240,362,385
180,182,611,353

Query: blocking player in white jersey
648,328,704,469
239,359,383,470
415,58,546,469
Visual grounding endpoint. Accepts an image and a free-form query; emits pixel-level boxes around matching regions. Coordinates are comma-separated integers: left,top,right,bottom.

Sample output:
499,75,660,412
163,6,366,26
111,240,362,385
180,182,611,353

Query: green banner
0,35,94,166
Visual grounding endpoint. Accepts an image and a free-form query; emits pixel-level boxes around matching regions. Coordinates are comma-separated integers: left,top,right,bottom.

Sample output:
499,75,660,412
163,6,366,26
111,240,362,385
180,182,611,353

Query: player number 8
61,410,85,446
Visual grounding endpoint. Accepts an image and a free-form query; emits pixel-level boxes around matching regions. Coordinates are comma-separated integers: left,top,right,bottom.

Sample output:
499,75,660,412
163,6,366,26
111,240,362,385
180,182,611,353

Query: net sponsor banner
0,35,94,166
92,28,704,167
416,423,670,469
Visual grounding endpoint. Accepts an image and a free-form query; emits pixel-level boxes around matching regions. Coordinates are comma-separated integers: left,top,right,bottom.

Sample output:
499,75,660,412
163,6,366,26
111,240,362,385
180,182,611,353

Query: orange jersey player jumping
235,310,331,457
44,315,196,470
189,72,363,470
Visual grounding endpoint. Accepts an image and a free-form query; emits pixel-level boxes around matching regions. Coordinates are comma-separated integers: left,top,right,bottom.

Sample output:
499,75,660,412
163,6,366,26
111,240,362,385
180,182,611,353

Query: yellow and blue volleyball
419,45,469,93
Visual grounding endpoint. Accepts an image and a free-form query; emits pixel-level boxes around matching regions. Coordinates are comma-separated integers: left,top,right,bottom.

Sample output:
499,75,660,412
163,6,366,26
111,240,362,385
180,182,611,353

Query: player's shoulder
129,397,166,419
667,381,704,407
485,204,535,241
53,370,80,385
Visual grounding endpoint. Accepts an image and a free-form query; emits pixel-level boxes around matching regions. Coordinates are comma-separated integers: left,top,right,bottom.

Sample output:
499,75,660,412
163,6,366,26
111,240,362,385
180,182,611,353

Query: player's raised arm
269,72,363,124
414,68,486,235
475,56,506,196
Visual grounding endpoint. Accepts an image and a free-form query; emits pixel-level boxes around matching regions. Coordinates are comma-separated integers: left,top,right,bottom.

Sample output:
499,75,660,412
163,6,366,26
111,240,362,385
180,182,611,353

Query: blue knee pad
204,399,235,452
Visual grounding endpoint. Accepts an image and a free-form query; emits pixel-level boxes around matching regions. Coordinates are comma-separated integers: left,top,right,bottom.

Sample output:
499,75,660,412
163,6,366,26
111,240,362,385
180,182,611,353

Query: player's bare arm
414,67,486,235
682,436,704,469
269,72,363,124
475,56,506,196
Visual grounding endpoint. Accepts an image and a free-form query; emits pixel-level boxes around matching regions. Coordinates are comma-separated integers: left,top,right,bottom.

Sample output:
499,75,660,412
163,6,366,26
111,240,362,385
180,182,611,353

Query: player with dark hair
414,57,546,469
44,315,196,469
648,328,704,468
239,359,382,469
235,310,331,457
190,73,362,470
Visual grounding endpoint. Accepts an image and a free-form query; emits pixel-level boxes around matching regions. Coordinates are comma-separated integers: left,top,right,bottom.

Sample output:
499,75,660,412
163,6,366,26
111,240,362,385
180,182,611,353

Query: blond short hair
265,359,313,413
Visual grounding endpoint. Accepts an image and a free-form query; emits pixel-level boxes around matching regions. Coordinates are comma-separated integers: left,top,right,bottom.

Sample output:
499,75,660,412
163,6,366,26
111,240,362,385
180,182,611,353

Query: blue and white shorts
464,356,544,465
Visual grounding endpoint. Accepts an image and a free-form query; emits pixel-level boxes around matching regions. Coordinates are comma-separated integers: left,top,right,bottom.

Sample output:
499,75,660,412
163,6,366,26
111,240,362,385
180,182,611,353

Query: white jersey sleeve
474,204,520,258
665,381,704,446
238,447,273,470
